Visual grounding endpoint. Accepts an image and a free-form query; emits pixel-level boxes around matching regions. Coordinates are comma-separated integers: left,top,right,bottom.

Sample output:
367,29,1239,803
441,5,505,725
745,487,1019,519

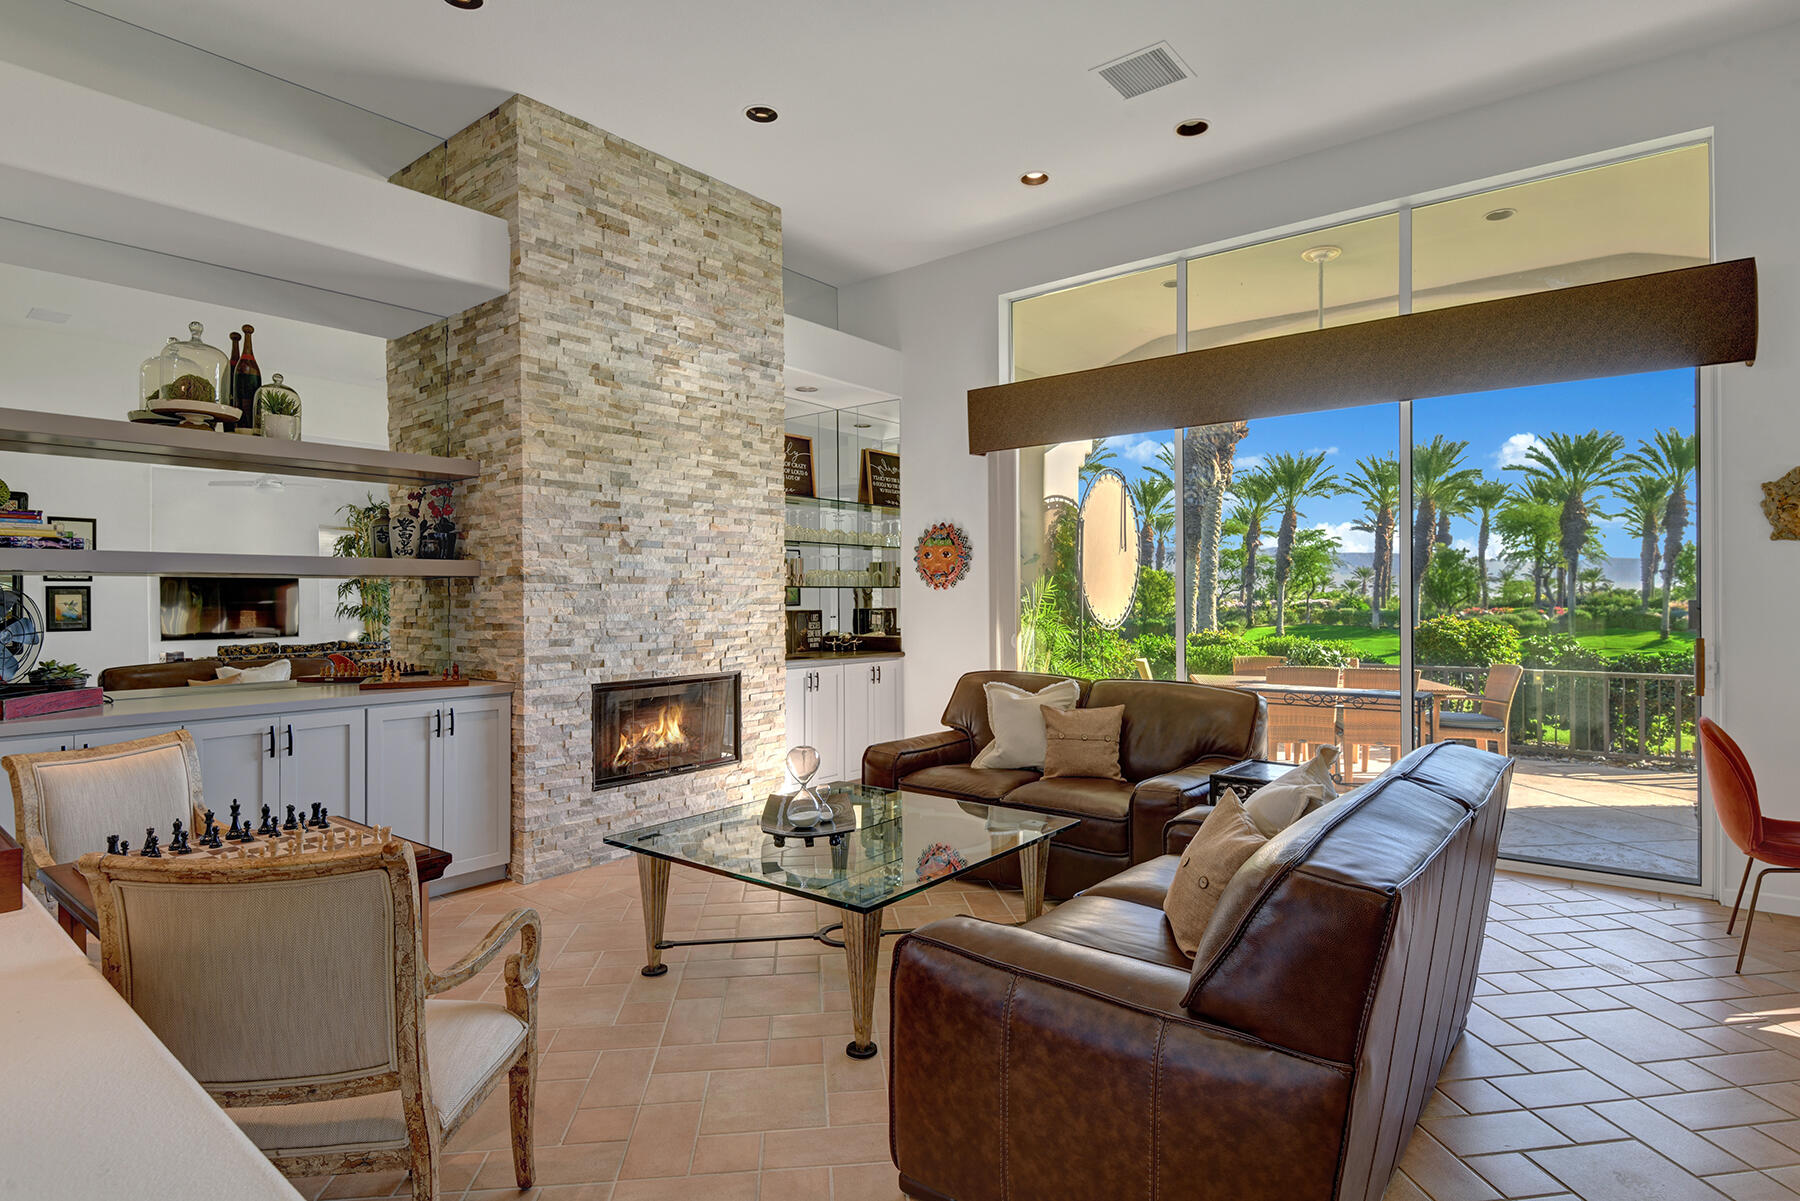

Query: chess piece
258,805,276,837
106,834,121,855
141,827,161,858
118,839,129,855
283,804,298,832
171,819,192,855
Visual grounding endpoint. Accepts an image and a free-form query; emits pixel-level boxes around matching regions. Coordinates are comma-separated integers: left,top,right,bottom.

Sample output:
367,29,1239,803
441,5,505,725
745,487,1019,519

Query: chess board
106,812,392,861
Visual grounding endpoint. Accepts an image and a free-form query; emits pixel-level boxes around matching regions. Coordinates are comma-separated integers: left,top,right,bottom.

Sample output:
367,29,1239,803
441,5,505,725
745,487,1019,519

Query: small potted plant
256,375,302,440
29,659,88,689
419,484,458,559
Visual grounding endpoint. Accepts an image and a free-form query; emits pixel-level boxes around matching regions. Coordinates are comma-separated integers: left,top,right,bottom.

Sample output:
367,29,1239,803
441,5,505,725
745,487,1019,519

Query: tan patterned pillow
1041,705,1125,781
1164,788,1268,956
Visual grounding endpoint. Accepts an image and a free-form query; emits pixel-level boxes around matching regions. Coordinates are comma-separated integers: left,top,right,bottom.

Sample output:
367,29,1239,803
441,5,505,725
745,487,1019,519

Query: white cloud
1495,432,1545,469
1313,521,1373,553
1306,446,1341,457
1118,437,1172,465
1234,453,1266,474
1454,538,1478,553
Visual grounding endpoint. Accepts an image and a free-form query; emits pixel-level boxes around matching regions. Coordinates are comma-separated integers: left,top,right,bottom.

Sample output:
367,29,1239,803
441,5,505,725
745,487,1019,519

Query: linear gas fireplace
592,672,741,790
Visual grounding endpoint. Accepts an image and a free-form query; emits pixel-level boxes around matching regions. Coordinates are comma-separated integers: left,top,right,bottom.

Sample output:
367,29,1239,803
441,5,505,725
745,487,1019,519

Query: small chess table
39,818,453,956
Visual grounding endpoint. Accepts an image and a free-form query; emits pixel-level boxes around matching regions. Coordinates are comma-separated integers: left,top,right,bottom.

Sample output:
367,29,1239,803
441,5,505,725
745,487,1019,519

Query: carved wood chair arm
426,907,542,997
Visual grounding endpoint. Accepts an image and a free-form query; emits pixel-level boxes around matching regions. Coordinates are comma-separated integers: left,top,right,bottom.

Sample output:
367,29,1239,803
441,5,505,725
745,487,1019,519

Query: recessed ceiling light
793,385,819,393
444,0,483,9
1161,280,1178,289
744,105,779,124
1174,118,1210,138
1300,245,1342,264
1485,207,1516,222
852,421,873,429
26,307,70,323
1020,171,1050,187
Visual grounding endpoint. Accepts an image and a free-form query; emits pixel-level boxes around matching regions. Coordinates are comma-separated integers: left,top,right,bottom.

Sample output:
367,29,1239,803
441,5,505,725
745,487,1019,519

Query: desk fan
0,584,45,684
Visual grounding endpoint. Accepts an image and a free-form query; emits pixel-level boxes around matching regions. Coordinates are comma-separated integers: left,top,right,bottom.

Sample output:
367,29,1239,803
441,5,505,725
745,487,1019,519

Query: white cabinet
785,660,904,786
367,694,510,883
189,716,280,825
280,709,368,825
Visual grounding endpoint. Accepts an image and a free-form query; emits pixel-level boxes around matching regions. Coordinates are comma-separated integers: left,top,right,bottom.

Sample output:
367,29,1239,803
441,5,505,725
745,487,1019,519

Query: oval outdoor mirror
1077,468,1141,629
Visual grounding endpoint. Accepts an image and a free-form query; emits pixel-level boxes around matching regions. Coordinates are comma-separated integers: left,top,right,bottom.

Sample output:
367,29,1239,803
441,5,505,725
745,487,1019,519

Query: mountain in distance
1328,552,1639,590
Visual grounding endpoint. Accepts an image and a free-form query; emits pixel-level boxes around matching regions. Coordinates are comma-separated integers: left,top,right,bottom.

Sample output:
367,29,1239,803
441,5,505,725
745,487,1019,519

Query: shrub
1413,615,1521,667
1257,634,1356,666
1133,633,1176,680
1186,629,1255,675
1519,632,1600,670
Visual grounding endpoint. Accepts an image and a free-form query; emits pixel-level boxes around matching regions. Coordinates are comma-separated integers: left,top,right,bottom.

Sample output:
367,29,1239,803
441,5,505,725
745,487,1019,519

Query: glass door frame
992,129,1720,899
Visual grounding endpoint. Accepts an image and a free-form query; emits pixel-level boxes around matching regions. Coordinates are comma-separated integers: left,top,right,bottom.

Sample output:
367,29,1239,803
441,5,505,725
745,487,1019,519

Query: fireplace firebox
592,672,741,790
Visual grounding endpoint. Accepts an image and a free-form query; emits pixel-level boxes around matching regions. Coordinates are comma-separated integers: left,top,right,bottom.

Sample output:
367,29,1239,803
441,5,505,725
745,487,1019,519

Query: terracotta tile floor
288,858,1800,1201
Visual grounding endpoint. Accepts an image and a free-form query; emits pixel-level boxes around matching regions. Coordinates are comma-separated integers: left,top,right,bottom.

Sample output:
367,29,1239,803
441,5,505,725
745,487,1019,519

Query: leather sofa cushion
1079,855,1177,909
942,671,1087,752
1023,894,1192,970
1087,679,1266,780
1004,777,1134,855
900,765,1039,800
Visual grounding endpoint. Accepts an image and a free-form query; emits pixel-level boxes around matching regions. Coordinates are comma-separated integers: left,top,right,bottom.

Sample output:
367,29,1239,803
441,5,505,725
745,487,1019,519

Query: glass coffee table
604,783,1076,1059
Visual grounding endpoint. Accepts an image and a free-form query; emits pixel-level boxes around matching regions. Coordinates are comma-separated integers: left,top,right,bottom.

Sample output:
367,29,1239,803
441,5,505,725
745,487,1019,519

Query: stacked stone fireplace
386,95,785,882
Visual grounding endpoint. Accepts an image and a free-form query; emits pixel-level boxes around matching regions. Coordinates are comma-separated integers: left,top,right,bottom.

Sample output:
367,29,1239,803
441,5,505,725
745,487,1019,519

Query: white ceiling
68,0,1800,286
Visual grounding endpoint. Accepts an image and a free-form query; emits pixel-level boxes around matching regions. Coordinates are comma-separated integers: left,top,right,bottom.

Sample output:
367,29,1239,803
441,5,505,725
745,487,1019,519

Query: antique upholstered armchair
5,730,204,890
79,837,541,1201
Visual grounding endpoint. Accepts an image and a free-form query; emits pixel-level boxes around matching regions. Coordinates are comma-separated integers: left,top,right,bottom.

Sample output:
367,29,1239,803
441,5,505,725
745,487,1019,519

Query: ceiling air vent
1093,43,1191,100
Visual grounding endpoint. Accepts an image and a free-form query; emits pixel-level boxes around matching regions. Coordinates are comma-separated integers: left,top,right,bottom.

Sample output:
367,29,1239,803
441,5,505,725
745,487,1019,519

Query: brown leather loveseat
887,741,1513,1201
863,671,1267,897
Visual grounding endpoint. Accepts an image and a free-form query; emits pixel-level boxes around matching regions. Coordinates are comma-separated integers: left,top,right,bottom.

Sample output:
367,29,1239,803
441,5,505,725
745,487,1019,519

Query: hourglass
783,746,832,828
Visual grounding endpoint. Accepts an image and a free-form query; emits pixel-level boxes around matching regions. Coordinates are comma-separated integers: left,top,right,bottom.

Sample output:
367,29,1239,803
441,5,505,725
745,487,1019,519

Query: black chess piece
171,819,192,854
106,834,121,855
309,802,322,828
317,805,330,828
283,804,299,831
117,839,129,855
228,800,242,829
140,827,161,858
258,805,275,836
200,818,222,849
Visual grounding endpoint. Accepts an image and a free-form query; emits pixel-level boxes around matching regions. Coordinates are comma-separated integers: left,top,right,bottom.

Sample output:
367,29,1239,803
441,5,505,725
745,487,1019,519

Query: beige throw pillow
1041,704,1126,780
1164,789,1268,956
971,678,1081,770
1242,746,1339,837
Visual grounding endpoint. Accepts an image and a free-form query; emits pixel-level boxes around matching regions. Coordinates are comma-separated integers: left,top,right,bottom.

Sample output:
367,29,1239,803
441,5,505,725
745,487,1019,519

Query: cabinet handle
434,709,443,738
876,666,882,684
448,708,456,736
285,724,294,756
267,725,277,759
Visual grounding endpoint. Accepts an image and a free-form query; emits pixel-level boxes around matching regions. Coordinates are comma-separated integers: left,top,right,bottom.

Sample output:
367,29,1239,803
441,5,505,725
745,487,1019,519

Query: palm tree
1231,470,1278,624
1462,478,1511,608
1078,438,1117,486
1349,565,1375,603
1516,429,1627,627
1612,473,1671,607
1127,474,1174,570
1627,428,1697,636
1410,437,1479,611
1262,451,1338,635
1181,422,1250,631
1341,455,1398,627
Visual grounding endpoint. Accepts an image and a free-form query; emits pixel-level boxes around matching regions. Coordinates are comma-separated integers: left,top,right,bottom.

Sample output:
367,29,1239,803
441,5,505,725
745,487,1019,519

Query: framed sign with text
784,434,817,498
857,449,900,508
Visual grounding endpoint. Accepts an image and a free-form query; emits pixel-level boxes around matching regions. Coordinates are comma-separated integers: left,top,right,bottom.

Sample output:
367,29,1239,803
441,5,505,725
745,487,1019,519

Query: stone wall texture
387,96,785,882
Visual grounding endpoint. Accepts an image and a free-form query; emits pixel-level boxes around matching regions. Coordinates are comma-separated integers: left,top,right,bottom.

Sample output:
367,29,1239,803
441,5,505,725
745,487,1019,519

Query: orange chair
1700,717,1800,973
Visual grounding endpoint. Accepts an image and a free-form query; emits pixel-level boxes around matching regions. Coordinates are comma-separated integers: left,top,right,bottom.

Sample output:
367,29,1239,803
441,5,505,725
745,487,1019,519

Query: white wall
0,265,390,673
839,22,1800,906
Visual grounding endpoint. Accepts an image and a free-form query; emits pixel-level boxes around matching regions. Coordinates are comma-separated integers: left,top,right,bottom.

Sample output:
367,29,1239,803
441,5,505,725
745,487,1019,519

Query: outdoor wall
389,95,786,883
838,21,1800,909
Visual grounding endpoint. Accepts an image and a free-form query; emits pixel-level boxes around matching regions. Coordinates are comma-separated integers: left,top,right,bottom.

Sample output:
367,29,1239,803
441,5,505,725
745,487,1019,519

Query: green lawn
1239,623,1696,664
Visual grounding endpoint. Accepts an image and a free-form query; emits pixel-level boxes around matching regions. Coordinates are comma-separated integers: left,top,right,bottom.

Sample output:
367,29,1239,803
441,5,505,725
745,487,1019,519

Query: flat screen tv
159,577,300,640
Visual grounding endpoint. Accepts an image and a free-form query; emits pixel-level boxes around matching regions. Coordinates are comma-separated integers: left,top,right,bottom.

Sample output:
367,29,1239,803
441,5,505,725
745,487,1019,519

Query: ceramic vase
391,489,424,558
371,511,391,558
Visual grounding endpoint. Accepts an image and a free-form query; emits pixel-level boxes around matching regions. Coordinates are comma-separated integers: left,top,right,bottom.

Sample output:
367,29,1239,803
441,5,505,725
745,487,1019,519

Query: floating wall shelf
0,407,478,485
0,550,481,580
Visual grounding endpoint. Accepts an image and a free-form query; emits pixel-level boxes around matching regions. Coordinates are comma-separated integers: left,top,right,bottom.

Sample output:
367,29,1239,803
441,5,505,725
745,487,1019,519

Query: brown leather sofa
863,671,1267,897
887,741,1512,1201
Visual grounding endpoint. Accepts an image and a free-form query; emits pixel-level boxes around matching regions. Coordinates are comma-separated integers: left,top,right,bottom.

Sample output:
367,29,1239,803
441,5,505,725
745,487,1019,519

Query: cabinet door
839,663,874,785
869,660,903,746
278,709,368,825
807,665,844,785
441,696,510,878
188,716,281,827
785,667,810,751
365,701,442,850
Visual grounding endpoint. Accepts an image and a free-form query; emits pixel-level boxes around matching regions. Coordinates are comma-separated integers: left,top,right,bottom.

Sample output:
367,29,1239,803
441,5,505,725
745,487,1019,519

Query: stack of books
0,511,84,550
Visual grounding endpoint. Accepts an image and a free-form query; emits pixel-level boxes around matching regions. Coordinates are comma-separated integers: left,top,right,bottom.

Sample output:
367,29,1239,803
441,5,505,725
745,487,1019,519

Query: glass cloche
177,321,230,416
255,373,301,439
134,337,201,422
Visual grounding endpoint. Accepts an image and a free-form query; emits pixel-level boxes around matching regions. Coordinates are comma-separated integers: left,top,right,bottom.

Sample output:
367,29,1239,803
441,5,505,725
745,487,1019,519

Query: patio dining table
1189,676,1468,743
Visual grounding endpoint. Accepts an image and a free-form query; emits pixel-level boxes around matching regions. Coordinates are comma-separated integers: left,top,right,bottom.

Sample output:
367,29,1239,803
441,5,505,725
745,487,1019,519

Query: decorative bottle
233,324,263,434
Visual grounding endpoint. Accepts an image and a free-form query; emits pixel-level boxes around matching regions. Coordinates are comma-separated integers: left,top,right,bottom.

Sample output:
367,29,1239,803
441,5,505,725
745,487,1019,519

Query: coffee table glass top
603,783,1076,913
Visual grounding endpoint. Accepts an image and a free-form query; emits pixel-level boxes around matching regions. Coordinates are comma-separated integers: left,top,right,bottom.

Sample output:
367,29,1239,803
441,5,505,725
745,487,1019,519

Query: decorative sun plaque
1762,466,1800,541
914,522,972,590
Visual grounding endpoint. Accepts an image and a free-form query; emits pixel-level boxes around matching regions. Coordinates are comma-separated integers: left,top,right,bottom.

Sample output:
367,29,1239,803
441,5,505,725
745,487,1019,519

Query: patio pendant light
1301,244,1342,331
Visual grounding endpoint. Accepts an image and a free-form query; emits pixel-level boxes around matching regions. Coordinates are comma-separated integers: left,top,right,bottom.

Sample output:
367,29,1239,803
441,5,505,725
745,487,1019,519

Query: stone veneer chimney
386,95,785,883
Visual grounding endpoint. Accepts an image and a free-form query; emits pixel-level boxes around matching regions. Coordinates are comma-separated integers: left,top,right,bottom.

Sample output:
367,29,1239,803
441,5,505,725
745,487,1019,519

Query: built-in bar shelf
0,550,481,579
0,407,479,485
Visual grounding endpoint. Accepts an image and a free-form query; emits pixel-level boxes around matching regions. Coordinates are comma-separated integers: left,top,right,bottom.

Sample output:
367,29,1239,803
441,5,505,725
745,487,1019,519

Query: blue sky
1101,368,1697,561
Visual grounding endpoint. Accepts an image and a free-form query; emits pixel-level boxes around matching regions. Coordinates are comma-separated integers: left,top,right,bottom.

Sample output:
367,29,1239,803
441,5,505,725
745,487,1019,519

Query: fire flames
614,704,688,768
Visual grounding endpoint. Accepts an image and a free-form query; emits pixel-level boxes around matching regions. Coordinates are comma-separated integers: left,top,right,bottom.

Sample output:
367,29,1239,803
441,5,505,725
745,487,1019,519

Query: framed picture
45,584,91,632
785,609,822,655
857,449,900,508
785,586,801,607
46,515,95,580
0,491,27,512
783,434,816,498
853,607,898,636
